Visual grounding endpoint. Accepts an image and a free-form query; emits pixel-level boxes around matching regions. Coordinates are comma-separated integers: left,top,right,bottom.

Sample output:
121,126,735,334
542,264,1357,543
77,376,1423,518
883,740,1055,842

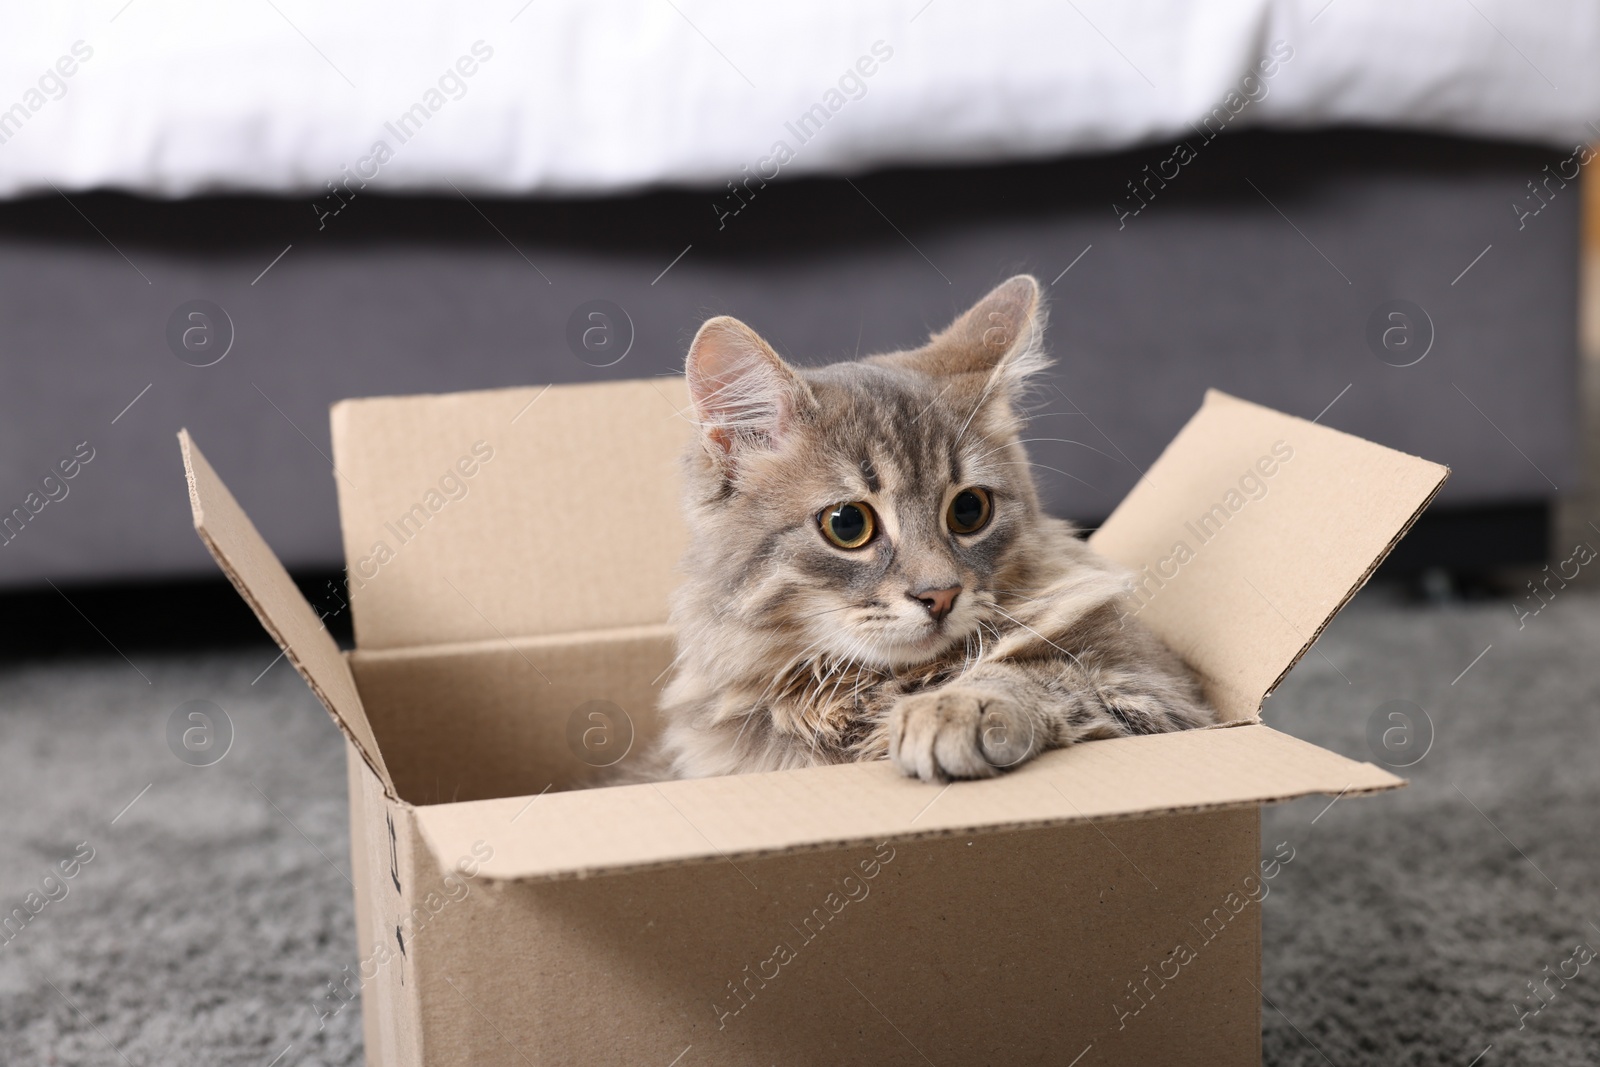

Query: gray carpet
2,586,1597,1065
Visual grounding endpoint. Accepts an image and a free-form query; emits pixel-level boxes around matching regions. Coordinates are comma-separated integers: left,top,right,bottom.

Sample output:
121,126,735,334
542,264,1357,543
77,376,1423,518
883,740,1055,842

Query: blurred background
2,2,1598,1065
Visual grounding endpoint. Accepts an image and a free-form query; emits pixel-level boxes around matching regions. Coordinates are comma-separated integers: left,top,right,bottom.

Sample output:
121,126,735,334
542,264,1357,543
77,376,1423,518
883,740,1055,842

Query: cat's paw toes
888,686,1038,783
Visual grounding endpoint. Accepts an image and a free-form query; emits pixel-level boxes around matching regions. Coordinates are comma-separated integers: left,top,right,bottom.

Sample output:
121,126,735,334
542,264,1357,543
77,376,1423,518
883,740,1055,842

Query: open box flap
330,379,695,651
1090,390,1449,721
179,431,395,796
413,723,1400,883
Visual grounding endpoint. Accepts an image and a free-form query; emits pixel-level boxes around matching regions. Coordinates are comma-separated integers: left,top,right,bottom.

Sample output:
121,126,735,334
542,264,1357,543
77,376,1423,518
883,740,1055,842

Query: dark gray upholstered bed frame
0,130,1577,610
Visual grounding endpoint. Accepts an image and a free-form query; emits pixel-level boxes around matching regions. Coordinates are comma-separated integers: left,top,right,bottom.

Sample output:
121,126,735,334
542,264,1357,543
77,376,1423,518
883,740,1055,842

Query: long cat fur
646,275,1213,783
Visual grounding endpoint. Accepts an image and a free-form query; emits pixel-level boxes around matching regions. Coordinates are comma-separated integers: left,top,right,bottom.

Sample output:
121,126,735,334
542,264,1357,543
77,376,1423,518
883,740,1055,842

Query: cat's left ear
685,316,810,460
921,275,1049,397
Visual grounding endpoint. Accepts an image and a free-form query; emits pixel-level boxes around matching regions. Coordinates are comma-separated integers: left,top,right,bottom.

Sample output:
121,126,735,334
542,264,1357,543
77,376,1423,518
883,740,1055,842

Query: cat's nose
909,585,962,622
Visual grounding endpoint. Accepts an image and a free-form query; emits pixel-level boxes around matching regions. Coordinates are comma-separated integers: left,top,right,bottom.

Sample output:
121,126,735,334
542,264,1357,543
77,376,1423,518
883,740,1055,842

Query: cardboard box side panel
330,379,695,651
399,809,1262,1066
1245,811,1264,1065
1089,390,1447,722
413,721,1399,883
399,815,513,1067
347,756,426,1067
346,745,380,1062
179,431,394,794
347,626,675,805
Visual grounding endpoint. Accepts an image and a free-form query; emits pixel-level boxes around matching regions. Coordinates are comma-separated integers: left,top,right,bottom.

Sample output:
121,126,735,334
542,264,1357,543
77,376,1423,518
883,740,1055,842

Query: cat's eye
947,487,993,534
819,501,876,549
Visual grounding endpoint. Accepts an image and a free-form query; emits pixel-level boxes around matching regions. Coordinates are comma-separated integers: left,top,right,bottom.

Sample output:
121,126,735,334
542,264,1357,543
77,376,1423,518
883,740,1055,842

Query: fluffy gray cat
649,276,1212,783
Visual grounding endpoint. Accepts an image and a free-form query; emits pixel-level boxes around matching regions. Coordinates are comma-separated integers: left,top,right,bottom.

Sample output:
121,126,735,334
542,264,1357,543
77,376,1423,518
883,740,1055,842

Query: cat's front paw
888,685,1041,783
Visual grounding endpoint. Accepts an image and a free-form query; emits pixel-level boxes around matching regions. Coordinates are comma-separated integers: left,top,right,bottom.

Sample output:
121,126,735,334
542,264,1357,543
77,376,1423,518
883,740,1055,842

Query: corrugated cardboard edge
491,796,1393,884
179,430,396,798
344,620,677,666
1195,391,1452,708
457,779,1401,886
417,725,1405,885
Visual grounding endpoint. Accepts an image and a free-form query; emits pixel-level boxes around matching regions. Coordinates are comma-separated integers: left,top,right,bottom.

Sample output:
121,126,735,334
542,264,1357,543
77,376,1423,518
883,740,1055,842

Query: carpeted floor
1,585,1596,1065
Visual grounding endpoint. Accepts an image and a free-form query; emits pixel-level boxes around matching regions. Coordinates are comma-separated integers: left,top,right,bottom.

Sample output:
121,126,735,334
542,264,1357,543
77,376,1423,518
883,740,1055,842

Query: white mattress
1,0,1596,198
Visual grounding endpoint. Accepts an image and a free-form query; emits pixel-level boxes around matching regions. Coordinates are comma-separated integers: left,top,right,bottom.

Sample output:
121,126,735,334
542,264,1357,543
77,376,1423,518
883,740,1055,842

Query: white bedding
0,0,1596,198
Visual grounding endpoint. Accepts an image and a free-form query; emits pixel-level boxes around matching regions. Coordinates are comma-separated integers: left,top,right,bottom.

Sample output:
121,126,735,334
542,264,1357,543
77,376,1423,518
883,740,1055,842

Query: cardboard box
180,382,1447,1066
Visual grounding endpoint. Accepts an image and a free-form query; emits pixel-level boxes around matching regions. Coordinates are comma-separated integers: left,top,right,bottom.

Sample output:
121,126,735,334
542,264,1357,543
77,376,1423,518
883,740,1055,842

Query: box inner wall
348,625,674,805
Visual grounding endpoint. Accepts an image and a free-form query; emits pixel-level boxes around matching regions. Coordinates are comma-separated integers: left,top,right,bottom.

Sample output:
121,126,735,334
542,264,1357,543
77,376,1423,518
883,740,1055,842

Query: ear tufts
685,316,807,458
917,275,1049,393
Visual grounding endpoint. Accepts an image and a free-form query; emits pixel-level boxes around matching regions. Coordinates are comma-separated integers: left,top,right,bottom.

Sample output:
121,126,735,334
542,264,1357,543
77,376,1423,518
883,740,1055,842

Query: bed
0,0,1591,589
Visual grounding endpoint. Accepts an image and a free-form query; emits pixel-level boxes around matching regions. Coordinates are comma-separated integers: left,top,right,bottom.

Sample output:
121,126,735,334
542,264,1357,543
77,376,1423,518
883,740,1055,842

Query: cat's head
679,276,1052,671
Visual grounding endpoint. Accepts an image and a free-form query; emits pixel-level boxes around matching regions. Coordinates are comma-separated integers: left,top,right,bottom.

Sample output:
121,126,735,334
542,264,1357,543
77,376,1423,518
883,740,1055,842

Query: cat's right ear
925,275,1047,387
685,316,808,460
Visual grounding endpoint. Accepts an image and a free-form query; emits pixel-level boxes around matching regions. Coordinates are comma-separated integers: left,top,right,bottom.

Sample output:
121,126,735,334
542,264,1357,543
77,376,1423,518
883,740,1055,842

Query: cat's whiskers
837,631,890,749
991,587,1045,603
807,626,889,757
799,645,851,720
790,602,864,624
771,603,887,678
986,589,1045,630
649,643,694,687
969,440,1022,465
987,459,1102,493
981,620,1006,666
755,632,838,707
799,665,828,712
972,437,1122,466
953,361,1009,447
808,678,843,755
857,631,891,703
819,634,866,713
730,698,762,751
804,642,855,759
987,606,1099,692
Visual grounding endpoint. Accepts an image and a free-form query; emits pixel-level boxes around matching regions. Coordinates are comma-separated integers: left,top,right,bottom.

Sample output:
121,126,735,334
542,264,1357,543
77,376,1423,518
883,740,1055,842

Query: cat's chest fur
753,647,964,764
